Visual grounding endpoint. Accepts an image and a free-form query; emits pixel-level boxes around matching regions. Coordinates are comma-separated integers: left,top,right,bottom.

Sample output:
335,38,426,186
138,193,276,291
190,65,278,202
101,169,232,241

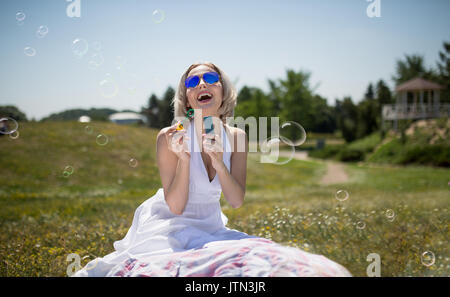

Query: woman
73,62,351,277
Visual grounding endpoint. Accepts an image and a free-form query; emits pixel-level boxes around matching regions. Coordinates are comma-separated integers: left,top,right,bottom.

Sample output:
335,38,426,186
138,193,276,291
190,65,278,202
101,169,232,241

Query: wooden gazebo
382,77,448,131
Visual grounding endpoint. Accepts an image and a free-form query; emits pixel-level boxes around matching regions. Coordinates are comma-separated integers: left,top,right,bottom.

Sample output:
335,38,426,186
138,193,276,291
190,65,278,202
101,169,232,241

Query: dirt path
278,150,349,185
319,161,349,185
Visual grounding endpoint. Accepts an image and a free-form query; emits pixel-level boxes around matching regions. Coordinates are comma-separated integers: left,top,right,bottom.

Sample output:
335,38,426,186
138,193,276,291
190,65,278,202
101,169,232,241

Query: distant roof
396,77,444,92
78,115,91,123
109,112,146,121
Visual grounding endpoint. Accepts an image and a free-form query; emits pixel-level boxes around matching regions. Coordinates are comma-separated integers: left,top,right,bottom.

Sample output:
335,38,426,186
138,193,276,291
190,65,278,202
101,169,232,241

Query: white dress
73,120,258,277
73,120,351,277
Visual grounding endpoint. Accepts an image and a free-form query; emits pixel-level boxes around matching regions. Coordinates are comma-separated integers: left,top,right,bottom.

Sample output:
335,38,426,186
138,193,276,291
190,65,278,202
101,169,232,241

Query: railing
382,104,450,120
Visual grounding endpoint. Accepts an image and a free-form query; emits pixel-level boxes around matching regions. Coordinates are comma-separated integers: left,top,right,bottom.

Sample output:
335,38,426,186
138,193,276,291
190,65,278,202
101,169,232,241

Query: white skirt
73,188,256,277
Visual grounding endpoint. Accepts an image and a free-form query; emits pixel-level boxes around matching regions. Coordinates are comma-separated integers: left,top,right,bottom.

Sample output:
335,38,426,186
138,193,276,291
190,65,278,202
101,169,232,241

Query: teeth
198,93,212,100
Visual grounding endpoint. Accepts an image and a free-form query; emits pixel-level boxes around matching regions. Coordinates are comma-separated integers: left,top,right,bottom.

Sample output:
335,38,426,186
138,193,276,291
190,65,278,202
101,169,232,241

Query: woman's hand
203,133,225,172
166,121,190,162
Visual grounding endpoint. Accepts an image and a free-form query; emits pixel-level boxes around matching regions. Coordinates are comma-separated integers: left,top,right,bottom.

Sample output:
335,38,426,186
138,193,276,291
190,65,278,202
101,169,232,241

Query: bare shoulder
225,125,246,137
224,125,248,154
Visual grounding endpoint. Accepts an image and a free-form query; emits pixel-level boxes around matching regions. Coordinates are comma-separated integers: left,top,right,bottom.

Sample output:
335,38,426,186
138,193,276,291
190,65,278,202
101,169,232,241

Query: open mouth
197,92,213,103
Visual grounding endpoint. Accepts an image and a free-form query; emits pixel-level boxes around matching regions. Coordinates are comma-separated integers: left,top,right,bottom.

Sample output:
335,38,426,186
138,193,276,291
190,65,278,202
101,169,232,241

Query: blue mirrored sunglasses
185,71,220,89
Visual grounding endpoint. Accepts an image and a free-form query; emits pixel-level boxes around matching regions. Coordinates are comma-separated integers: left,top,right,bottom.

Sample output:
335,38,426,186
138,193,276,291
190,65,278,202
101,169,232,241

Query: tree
365,83,375,100
267,79,282,115
236,86,253,104
392,54,434,86
264,69,338,136
271,69,317,140
376,80,393,106
40,108,117,121
0,105,28,121
235,87,272,119
234,86,273,137
353,83,381,139
311,95,336,133
158,87,175,128
375,79,393,134
335,97,358,143
356,98,378,139
436,41,450,103
141,94,160,128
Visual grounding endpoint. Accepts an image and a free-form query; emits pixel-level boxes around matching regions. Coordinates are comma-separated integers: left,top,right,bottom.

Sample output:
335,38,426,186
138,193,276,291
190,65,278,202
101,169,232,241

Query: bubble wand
176,108,195,131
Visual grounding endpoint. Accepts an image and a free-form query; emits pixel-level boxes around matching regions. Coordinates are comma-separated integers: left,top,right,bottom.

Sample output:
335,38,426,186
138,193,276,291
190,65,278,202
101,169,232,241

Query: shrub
399,145,450,167
346,131,382,154
308,145,344,160
337,148,365,162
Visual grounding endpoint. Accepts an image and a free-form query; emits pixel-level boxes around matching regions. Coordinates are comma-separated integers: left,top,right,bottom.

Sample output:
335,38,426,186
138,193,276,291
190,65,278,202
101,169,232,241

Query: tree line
2,41,448,144
141,41,448,143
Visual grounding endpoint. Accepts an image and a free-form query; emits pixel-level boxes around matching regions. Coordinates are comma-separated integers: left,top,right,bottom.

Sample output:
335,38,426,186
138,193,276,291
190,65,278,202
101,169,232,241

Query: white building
108,112,147,125
382,77,448,131
78,115,91,123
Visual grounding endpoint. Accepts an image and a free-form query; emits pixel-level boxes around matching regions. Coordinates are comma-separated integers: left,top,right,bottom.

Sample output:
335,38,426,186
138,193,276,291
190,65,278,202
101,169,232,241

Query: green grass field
0,121,448,276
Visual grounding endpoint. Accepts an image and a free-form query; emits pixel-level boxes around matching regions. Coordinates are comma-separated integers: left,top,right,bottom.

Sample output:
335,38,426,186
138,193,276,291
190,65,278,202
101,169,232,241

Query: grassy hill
309,118,450,166
0,121,448,276
1,121,161,199
367,118,450,166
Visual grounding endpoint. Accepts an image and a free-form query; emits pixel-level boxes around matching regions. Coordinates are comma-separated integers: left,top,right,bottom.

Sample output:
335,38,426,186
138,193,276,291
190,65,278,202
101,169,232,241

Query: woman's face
185,65,223,118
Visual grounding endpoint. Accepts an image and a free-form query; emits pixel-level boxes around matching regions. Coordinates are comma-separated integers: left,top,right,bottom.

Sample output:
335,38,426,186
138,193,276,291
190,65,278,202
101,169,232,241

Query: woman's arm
207,127,248,208
156,125,190,215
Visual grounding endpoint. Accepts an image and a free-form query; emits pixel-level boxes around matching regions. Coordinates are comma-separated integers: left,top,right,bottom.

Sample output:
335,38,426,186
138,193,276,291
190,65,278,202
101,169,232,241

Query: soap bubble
91,53,104,66
96,134,109,146
16,12,26,22
63,165,74,178
335,189,349,202
9,130,20,140
24,47,36,56
421,251,435,267
128,158,138,168
72,38,88,58
99,74,118,98
88,53,104,70
356,221,366,230
0,117,19,135
64,166,74,175
152,9,165,24
386,209,395,219
280,121,307,147
260,136,295,165
83,256,99,271
36,25,49,38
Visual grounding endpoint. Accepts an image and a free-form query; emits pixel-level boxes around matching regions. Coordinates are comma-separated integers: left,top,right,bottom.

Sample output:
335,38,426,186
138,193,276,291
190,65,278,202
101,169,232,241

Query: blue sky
0,0,449,120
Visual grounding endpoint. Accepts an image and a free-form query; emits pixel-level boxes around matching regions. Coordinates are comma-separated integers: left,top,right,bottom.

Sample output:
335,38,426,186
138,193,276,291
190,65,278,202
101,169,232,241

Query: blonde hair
172,62,237,123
